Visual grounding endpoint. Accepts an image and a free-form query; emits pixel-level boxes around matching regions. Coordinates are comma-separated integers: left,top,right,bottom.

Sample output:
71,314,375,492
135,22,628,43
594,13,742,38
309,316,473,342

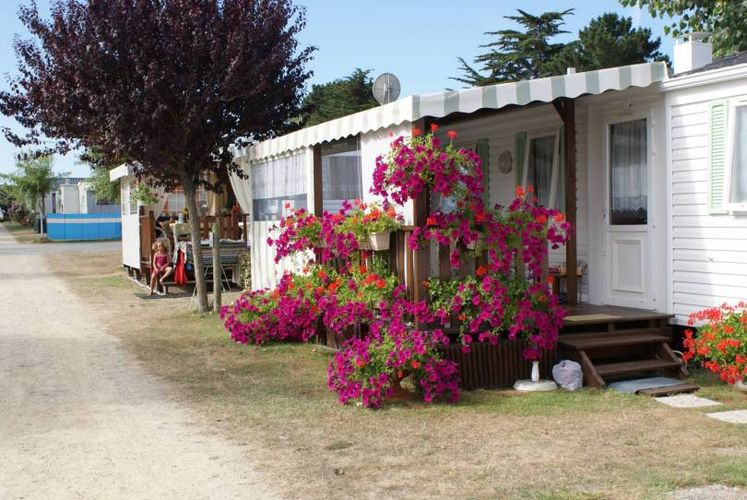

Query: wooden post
410,119,430,305
212,220,222,310
313,144,323,218
553,98,578,305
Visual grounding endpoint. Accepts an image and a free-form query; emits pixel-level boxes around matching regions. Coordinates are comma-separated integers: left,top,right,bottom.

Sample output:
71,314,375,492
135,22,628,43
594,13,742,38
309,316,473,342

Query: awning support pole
552,98,578,305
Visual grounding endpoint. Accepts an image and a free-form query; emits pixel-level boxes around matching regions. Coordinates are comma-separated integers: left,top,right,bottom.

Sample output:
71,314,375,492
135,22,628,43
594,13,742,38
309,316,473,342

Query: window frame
607,116,649,226
521,130,561,209
725,99,747,212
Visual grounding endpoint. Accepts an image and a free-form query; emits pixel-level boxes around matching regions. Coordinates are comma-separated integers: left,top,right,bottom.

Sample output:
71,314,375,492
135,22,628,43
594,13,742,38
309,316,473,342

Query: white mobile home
231,39,747,328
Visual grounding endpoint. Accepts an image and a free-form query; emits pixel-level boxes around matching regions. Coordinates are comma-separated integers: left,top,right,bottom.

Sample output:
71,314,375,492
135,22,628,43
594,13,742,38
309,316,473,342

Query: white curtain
251,151,307,220
610,118,647,224
731,107,747,204
527,135,555,208
229,165,252,216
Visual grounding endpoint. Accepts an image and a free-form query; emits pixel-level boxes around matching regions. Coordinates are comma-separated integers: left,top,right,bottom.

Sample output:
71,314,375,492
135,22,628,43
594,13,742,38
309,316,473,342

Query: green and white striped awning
243,62,668,162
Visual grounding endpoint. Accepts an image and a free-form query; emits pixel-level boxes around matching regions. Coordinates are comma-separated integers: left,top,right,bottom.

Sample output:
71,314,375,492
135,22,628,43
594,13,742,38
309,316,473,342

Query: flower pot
736,380,747,394
368,231,391,251
387,378,414,402
356,238,371,251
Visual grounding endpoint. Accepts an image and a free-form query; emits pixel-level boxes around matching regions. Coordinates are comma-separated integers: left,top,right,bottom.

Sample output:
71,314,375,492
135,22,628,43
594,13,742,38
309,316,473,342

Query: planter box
438,339,557,390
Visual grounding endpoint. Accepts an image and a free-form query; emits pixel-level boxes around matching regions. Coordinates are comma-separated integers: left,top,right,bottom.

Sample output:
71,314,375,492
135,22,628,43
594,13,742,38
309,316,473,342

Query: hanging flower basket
368,231,391,251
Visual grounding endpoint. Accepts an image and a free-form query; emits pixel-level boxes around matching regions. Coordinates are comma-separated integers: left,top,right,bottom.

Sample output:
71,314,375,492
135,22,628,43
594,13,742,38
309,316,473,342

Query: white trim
662,63,747,91
109,163,134,181
665,91,675,317
47,218,121,224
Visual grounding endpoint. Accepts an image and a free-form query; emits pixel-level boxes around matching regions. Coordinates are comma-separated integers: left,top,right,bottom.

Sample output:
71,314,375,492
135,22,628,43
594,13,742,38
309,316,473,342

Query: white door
603,116,654,309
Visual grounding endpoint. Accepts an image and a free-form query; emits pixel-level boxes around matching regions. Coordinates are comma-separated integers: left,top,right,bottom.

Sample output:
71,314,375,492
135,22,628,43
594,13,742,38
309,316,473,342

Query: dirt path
0,224,276,499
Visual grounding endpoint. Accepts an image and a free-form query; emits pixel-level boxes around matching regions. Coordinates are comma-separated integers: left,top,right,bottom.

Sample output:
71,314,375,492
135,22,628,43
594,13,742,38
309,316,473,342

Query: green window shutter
515,132,527,189
474,139,490,205
557,126,565,211
708,100,728,214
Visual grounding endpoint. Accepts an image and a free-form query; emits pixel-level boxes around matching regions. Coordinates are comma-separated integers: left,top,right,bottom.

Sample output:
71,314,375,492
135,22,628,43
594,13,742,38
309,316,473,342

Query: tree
299,68,379,127
454,9,573,86
621,0,747,57
78,150,120,204
1,155,56,234
545,13,668,74
0,0,314,311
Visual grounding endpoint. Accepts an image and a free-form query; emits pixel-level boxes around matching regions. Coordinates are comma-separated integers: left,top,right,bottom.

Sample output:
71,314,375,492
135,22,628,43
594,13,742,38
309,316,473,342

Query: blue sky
0,0,675,178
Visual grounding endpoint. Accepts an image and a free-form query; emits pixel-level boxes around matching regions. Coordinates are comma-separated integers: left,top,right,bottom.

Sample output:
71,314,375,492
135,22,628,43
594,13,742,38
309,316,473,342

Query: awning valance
242,62,668,163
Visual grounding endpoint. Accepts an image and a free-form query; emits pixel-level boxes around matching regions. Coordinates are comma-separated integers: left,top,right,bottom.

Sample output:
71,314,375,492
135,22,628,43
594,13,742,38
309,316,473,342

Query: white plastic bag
552,359,583,391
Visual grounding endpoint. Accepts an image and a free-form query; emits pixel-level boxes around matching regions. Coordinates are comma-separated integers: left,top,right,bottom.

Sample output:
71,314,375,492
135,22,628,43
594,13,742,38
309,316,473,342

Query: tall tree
0,0,314,311
1,155,56,235
621,0,747,57
545,13,668,74
299,68,379,127
454,9,573,86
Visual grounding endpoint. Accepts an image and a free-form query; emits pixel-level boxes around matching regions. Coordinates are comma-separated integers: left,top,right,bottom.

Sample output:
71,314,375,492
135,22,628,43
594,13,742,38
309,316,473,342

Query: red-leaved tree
0,0,314,311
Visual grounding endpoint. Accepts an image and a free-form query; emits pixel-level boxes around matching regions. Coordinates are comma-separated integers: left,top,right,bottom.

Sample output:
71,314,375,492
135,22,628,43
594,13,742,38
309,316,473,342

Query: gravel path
0,224,276,499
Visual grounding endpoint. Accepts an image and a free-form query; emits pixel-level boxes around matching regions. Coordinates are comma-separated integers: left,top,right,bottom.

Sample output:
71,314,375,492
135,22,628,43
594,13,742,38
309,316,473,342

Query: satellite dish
372,73,401,105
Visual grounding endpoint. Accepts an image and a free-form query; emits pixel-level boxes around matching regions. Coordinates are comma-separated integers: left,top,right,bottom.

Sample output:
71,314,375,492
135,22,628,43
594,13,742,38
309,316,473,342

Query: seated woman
149,241,174,296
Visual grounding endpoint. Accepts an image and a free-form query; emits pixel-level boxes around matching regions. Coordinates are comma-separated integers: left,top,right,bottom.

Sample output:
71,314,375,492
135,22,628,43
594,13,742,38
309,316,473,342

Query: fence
46,213,122,241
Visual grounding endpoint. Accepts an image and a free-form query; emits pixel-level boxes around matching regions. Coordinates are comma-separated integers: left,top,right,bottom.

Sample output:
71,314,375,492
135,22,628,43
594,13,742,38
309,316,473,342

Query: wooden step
637,383,700,397
595,359,682,377
559,331,669,350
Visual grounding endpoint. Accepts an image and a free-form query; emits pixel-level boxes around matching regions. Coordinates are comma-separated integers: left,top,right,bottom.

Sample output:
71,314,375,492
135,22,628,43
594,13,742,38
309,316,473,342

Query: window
165,191,186,213
609,118,647,225
252,151,307,221
127,181,138,215
728,105,747,207
322,139,362,213
522,134,559,208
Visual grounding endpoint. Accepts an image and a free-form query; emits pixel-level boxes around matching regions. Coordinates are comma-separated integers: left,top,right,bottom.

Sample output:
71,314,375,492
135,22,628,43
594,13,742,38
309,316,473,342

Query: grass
43,249,747,500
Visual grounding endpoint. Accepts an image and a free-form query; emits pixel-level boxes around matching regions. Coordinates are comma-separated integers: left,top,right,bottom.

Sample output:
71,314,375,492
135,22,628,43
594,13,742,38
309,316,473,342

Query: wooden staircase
559,306,689,388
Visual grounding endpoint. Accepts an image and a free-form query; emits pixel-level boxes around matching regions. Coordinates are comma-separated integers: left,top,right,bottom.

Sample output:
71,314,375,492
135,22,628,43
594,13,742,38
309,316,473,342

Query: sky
0,0,676,178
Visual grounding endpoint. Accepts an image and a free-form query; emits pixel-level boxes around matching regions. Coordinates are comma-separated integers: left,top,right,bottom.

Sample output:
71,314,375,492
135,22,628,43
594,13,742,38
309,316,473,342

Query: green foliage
455,9,668,87
545,13,668,74
454,9,573,86
129,183,160,206
79,149,121,203
621,0,747,57
89,167,120,204
299,68,379,127
336,201,401,240
1,154,56,213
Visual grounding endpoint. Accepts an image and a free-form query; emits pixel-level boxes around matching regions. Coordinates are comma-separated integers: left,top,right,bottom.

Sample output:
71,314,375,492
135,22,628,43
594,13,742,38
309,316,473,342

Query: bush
683,302,747,384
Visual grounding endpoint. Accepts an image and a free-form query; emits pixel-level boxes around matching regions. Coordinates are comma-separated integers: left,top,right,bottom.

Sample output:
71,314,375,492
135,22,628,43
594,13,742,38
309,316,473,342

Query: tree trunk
212,219,222,310
182,177,209,312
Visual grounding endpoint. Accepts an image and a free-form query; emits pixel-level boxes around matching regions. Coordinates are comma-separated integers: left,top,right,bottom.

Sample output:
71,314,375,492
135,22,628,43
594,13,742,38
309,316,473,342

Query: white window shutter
708,100,728,214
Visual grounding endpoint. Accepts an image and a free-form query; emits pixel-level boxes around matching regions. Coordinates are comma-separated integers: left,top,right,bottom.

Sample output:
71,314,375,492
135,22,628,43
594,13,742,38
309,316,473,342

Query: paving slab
608,376,683,394
706,410,747,424
655,394,722,408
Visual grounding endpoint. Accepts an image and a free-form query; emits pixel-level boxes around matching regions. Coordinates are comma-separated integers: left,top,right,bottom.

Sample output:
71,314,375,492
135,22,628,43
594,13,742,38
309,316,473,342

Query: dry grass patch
48,250,747,500
2,221,46,243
